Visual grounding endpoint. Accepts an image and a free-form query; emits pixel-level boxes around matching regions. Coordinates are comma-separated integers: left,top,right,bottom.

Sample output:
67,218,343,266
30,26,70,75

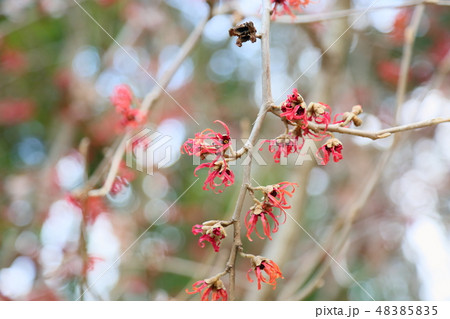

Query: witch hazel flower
183,121,235,192
280,88,308,122
120,108,145,128
192,220,228,252
246,255,284,290
194,160,235,193
186,277,228,301
264,181,297,210
110,84,145,128
245,202,280,241
245,182,297,241
182,120,231,159
111,84,133,112
263,132,303,163
271,0,312,18
307,102,331,127
317,137,343,165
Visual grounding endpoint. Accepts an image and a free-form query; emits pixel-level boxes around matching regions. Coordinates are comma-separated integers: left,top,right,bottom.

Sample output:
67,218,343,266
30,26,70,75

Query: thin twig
88,133,130,197
268,106,450,140
310,117,450,140
274,0,445,25
395,5,426,122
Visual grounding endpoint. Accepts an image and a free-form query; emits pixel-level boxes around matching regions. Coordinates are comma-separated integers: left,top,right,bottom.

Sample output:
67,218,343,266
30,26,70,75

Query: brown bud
352,104,363,115
352,116,363,127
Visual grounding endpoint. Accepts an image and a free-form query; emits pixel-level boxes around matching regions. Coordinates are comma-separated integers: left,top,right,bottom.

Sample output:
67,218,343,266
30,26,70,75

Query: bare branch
395,4,426,122
88,133,131,197
309,117,450,140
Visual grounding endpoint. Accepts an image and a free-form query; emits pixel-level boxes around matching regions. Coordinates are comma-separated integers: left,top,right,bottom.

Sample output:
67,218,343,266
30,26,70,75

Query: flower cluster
111,84,145,128
280,88,333,136
271,0,312,18
182,121,235,193
263,88,363,165
245,182,296,241
186,278,228,301
186,255,284,300
264,132,302,163
246,256,284,290
192,221,227,252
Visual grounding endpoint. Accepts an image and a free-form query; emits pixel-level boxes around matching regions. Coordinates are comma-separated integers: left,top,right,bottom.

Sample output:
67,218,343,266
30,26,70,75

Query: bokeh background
0,0,449,301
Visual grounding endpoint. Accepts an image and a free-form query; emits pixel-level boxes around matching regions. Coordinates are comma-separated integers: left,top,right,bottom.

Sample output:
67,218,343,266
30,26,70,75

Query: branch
225,0,273,300
273,0,446,25
87,133,131,197
310,117,450,140
86,10,212,197
395,4,426,122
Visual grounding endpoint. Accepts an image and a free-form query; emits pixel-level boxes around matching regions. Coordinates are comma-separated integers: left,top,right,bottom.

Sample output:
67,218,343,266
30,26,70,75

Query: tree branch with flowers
178,0,450,301
3,0,450,302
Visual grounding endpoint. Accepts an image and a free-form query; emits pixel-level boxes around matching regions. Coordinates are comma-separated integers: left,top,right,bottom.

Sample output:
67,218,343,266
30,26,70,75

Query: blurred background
0,0,449,301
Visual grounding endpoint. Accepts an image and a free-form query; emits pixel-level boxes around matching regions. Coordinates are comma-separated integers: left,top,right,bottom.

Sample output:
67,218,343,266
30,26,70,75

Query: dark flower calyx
229,21,258,47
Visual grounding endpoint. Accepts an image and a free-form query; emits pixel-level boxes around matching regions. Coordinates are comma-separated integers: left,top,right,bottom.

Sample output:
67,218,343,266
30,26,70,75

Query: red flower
377,60,401,86
265,182,297,210
194,160,235,193
391,9,411,42
271,0,311,18
247,257,284,290
317,138,343,165
192,221,227,252
111,84,146,128
307,102,331,127
120,108,145,128
111,84,133,112
182,121,235,192
263,133,302,163
280,88,307,122
245,203,280,241
186,279,227,301
0,99,35,125
181,120,231,159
